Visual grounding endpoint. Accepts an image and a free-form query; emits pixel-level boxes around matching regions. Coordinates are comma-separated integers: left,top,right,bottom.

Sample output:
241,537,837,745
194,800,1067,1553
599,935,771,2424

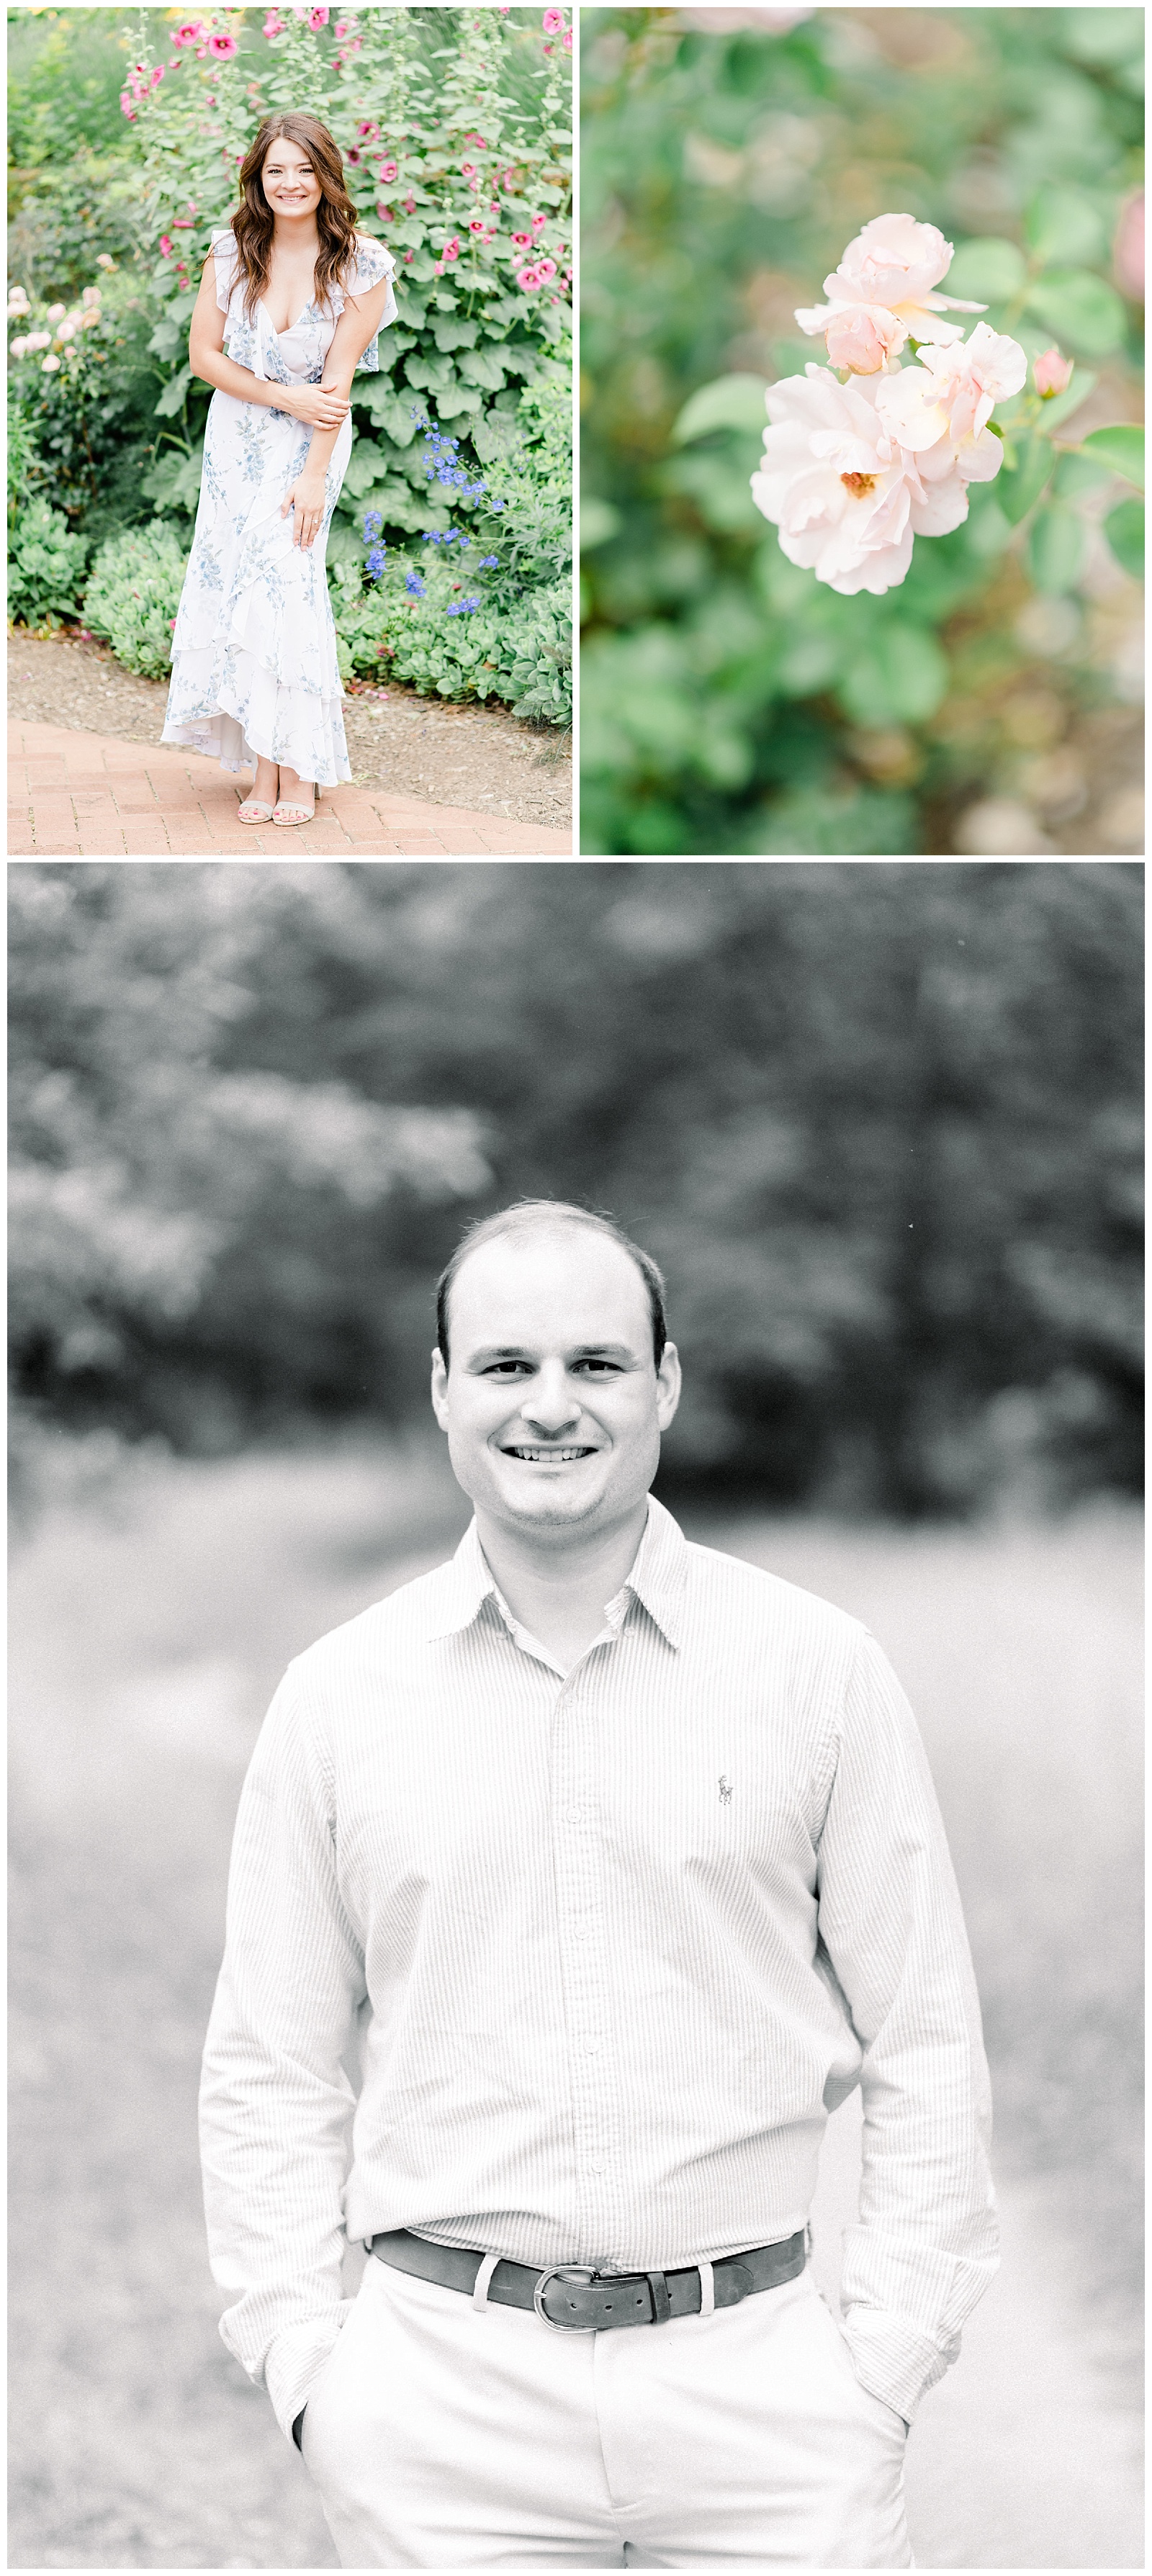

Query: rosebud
1032,346,1073,399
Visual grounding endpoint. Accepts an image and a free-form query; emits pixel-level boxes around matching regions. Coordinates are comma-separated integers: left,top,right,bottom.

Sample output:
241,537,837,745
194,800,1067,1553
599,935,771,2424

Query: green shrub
334,359,572,723
333,552,572,721
7,265,168,544
82,523,189,679
8,496,91,628
8,150,148,303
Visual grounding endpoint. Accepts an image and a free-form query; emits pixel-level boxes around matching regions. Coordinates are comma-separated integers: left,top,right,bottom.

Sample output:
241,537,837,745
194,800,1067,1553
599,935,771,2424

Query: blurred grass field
9,1438,1143,2567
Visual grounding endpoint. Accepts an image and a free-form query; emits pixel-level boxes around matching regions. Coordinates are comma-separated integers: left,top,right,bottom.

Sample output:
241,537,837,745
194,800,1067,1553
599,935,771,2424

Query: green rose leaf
836,624,948,729
671,374,770,445
1026,502,1086,593
945,238,1026,302
996,432,1055,526
1079,424,1144,490
1102,498,1145,580
1034,369,1097,433
1024,186,1108,269
1025,270,1128,358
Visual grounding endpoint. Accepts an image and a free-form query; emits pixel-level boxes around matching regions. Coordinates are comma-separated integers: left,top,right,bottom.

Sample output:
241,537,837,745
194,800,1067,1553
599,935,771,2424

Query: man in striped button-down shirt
201,1199,999,2569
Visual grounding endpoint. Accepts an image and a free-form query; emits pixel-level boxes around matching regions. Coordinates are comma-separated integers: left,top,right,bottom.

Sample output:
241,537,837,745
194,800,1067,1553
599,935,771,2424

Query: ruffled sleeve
342,234,398,374
210,226,240,317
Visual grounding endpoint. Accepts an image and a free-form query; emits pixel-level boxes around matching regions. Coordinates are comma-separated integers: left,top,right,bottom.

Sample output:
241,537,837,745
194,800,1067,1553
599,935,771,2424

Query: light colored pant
300,2253,913,2568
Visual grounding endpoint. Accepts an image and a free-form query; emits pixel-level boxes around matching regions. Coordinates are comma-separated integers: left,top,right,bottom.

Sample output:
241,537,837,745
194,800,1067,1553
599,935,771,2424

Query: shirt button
564,1804,583,1824
583,2037,601,2055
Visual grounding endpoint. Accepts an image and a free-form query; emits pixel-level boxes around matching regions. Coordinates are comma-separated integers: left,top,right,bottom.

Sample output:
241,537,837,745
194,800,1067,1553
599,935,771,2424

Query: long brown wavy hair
232,113,359,322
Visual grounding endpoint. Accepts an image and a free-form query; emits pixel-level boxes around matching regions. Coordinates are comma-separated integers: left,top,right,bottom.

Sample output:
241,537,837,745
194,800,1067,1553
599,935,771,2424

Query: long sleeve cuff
264,2311,349,2443
837,2304,957,2425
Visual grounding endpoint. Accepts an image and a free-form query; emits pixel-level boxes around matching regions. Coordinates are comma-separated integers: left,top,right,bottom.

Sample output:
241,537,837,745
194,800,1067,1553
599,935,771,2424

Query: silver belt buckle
534,2264,598,2331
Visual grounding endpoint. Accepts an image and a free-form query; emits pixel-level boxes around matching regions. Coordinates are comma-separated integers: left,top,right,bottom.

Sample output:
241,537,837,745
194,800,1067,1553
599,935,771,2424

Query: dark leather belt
369,2226,806,2331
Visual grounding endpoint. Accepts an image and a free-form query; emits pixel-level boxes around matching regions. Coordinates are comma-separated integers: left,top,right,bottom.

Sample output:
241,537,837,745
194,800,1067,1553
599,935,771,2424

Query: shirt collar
425,1494,688,1651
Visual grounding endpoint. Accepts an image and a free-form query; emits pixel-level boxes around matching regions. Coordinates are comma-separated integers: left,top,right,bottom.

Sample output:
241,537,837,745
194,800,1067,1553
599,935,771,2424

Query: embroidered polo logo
719,1775,733,1804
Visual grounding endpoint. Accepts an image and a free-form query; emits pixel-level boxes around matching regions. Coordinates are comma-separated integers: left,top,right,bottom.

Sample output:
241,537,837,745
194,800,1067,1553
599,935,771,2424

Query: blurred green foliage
580,7,1144,854
9,862,1142,1517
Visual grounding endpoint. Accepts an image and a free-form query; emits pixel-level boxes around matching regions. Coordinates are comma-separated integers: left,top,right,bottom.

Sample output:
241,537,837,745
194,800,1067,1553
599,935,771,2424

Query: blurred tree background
9,860,1141,1519
580,7,1144,856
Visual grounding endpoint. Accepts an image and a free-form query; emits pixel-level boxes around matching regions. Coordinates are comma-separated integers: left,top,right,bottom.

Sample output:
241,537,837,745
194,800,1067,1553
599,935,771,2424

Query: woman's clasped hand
284,379,351,431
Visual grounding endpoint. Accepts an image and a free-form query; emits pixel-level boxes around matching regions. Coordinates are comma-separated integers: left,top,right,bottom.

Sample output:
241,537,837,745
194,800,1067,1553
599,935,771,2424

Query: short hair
436,1199,667,1369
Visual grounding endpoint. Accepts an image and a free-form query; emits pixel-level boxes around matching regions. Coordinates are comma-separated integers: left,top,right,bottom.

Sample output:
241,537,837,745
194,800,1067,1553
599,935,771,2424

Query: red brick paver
7,721,572,859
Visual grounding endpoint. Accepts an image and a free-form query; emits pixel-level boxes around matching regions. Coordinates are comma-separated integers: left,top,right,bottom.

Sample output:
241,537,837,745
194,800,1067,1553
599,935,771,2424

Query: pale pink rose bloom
750,364,919,595
822,303,904,373
796,211,986,369
1032,346,1073,398
876,323,1026,461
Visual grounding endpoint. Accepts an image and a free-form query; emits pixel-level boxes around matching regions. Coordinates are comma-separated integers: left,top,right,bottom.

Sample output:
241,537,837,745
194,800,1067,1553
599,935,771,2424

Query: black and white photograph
9,858,1143,2570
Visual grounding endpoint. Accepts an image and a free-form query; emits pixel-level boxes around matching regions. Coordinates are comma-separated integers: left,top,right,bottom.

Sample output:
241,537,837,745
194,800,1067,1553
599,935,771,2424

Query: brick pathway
7,720,572,858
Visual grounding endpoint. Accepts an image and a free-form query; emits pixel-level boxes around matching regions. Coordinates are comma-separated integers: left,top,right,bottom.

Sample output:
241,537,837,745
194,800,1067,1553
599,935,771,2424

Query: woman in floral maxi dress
161,112,396,827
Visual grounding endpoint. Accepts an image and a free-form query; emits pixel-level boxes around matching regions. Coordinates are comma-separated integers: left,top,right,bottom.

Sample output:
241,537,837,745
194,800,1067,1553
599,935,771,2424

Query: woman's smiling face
261,138,323,219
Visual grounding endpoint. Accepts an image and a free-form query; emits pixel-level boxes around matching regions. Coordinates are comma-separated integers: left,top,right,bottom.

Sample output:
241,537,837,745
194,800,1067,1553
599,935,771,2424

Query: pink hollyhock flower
512,232,531,247
357,120,379,138
535,256,557,279
151,65,165,85
543,6,564,27
797,212,986,370
462,162,476,177
563,25,572,45
375,204,392,222
516,264,541,289
207,30,238,56
205,93,217,104
120,99,137,117
347,149,361,166
160,236,174,256
264,11,285,32
876,323,1026,459
308,4,329,24
404,197,415,214
531,211,547,231
173,21,204,42
379,158,397,181
1032,346,1074,399
469,218,487,235
750,363,981,594
404,248,413,263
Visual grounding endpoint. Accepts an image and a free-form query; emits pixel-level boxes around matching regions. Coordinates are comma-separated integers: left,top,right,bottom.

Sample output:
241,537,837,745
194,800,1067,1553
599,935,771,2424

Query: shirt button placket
551,1655,618,2261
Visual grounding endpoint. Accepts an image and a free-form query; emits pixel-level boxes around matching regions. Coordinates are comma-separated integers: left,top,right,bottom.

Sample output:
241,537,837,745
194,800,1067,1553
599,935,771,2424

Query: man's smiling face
431,1225,680,1546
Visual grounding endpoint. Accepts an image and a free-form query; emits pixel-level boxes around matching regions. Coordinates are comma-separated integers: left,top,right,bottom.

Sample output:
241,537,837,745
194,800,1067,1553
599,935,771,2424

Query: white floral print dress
161,228,396,787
